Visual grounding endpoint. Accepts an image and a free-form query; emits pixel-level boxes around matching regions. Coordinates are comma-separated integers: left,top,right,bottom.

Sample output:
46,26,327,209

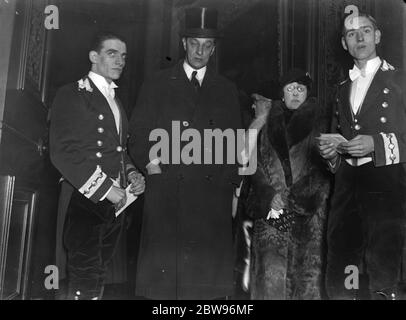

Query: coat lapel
267,104,290,164
201,67,220,92
168,62,199,119
115,97,127,144
358,67,383,117
286,98,317,147
340,80,354,123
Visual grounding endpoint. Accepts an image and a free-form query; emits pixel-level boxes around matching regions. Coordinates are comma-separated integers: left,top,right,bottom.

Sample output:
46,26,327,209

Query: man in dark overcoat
128,7,243,299
50,33,145,300
319,13,406,300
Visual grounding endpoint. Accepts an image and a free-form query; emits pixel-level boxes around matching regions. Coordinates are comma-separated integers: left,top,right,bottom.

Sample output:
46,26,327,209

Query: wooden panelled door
0,0,59,300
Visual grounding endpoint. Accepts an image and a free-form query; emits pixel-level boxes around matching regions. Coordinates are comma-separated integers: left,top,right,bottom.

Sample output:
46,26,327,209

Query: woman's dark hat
180,7,222,38
280,68,312,89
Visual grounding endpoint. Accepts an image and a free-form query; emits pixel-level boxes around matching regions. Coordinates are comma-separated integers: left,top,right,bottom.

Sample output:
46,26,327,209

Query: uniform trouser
63,189,125,300
326,161,406,299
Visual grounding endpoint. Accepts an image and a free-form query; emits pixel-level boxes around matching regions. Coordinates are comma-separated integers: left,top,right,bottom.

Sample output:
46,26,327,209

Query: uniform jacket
50,75,134,278
50,75,134,201
332,59,406,169
128,61,243,299
245,98,331,299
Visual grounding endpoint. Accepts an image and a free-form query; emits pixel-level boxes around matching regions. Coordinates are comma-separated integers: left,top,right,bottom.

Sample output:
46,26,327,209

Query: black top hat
180,7,222,38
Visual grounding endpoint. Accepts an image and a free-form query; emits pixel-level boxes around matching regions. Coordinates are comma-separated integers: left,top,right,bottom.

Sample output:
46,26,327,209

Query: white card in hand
317,133,348,153
115,185,138,217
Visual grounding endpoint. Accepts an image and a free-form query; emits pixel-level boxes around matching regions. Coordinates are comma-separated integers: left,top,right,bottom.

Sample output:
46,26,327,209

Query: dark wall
375,0,405,70
219,0,279,100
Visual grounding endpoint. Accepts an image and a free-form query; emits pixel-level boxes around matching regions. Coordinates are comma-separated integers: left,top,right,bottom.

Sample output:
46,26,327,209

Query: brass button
182,121,189,127
354,124,361,130
354,119,358,123
383,88,390,94
116,146,123,152
382,102,388,108
380,117,387,123
98,114,104,120
97,127,104,133
96,152,102,158
97,140,103,147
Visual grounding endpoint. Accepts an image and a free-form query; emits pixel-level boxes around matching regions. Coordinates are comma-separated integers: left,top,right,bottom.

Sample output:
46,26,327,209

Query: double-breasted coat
331,59,406,166
128,61,242,299
50,75,134,279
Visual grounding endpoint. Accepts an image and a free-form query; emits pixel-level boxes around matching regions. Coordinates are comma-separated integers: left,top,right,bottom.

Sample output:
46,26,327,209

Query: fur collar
264,97,320,187
266,97,319,150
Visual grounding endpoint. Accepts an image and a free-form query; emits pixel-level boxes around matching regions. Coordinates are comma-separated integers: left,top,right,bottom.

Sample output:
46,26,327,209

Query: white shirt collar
183,61,206,83
88,71,118,97
349,56,381,81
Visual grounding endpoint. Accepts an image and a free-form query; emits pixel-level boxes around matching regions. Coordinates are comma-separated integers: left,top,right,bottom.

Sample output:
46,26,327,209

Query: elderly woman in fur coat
242,69,332,299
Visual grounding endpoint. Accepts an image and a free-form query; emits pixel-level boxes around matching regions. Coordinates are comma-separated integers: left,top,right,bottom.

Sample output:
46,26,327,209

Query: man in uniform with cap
128,7,242,299
319,12,406,299
50,32,145,300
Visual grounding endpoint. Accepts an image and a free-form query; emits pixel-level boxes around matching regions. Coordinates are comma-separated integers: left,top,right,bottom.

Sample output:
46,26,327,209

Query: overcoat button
354,119,358,123
383,88,390,94
98,114,104,120
116,146,123,152
389,143,395,150
390,154,397,161
183,121,189,127
354,124,361,130
96,152,102,158
380,117,387,123
382,102,388,108
97,140,103,147
98,127,104,133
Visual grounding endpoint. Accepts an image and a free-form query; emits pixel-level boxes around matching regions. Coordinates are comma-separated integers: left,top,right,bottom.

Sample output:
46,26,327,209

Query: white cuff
147,158,160,167
380,133,399,165
79,165,108,199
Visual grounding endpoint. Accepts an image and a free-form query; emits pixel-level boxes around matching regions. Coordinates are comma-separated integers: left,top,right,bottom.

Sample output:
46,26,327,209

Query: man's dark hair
90,32,126,53
341,12,379,36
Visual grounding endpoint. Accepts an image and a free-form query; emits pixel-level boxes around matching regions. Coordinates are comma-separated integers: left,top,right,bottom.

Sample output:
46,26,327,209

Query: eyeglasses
285,84,307,93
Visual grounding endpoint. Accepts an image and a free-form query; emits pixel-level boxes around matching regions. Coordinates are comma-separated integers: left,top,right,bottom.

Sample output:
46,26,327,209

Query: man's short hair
90,32,126,53
341,12,379,36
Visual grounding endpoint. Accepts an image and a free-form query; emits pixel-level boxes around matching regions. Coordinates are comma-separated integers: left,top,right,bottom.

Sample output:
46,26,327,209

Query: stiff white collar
183,61,206,84
88,71,118,98
349,56,381,81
